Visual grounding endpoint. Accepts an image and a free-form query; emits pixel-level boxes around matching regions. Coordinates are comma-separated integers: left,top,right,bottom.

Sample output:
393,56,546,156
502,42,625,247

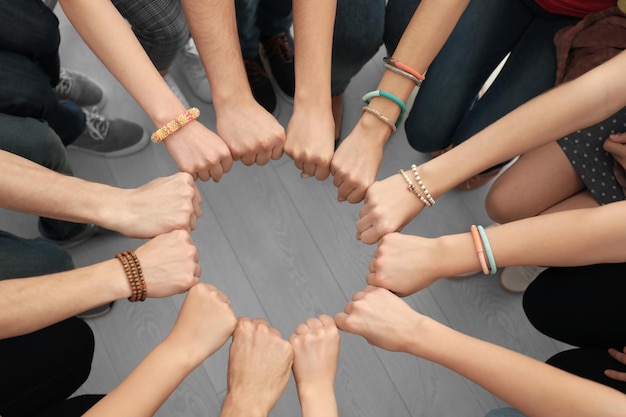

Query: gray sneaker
180,39,213,103
55,68,105,108
69,108,149,157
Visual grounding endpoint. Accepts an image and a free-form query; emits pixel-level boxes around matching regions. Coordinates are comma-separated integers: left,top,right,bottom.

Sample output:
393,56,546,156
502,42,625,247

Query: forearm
0,260,129,338
0,150,125,225
419,49,626,197
59,0,185,126
297,384,338,417
180,0,252,108
292,0,335,105
412,317,626,417
83,340,200,417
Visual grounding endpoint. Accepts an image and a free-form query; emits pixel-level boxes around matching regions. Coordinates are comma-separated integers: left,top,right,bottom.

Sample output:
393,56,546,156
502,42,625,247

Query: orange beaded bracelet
151,107,200,143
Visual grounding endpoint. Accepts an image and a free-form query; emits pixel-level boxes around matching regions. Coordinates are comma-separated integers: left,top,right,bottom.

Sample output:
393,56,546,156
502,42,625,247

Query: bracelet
384,63,422,87
399,169,432,207
362,106,397,133
383,57,426,81
470,225,490,275
410,164,435,206
151,107,200,143
362,90,406,127
476,225,497,275
115,250,147,302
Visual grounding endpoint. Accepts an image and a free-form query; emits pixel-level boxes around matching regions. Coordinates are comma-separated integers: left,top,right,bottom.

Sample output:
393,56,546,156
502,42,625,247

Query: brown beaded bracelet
115,250,147,302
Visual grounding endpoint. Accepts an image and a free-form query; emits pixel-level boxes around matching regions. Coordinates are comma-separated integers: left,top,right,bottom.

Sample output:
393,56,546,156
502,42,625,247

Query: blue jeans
485,408,527,417
0,113,86,240
403,0,579,153
235,0,293,57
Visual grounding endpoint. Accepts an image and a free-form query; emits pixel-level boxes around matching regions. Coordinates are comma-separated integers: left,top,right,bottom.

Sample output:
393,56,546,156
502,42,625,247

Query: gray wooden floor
0,8,570,417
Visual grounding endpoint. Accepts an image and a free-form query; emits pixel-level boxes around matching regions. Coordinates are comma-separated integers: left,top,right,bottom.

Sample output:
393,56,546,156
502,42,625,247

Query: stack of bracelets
470,225,498,275
361,57,425,134
115,250,147,302
399,164,435,208
151,107,200,143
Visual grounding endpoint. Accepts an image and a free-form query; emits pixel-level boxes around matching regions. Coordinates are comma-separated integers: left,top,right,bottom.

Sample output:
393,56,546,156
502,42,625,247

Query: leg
523,263,626,348
112,0,189,72
404,0,537,153
485,142,585,223
257,0,292,38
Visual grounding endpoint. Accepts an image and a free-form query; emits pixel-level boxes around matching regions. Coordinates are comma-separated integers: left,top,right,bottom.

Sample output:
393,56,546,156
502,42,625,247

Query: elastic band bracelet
362,106,397,133
410,164,435,206
384,63,422,87
383,57,426,81
151,107,200,143
399,169,432,207
362,90,406,127
115,250,147,302
470,225,490,275
476,225,497,275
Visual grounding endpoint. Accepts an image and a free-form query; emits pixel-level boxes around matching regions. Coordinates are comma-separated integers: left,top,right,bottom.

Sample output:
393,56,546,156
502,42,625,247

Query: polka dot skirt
557,107,626,205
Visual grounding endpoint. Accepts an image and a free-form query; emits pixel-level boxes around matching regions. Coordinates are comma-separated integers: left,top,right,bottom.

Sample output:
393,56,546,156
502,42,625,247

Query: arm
0,230,199,338
358,49,626,244
58,0,233,181
366,200,626,296
289,315,340,417
331,0,471,203
180,0,285,167
336,286,626,417
283,0,337,180
83,283,237,417
0,150,200,238
220,317,293,417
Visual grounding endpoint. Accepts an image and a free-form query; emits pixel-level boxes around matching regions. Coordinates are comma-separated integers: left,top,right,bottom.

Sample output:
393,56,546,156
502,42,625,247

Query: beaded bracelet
477,225,498,274
362,90,406,127
410,164,435,206
151,107,200,143
362,106,397,133
383,57,426,81
399,168,432,207
115,250,147,302
470,225,490,275
384,63,422,87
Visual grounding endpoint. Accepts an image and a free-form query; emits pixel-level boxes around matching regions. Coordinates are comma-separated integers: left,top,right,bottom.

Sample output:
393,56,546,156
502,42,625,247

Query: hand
285,103,335,180
134,229,201,298
216,99,285,166
603,133,626,190
108,172,202,238
164,121,233,182
366,233,441,296
289,315,340,390
223,318,293,416
605,347,626,382
166,283,237,366
335,285,421,352
357,173,424,244
330,123,385,203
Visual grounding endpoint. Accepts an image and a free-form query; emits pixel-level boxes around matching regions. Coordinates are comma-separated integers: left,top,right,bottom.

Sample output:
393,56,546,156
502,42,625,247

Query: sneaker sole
68,129,151,158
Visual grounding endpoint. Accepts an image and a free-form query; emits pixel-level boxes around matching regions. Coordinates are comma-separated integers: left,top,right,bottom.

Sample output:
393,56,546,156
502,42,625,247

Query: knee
484,178,519,224
136,16,189,71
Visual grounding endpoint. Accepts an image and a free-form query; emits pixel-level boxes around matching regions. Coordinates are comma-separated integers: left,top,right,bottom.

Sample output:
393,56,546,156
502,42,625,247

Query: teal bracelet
477,225,497,275
362,90,406,127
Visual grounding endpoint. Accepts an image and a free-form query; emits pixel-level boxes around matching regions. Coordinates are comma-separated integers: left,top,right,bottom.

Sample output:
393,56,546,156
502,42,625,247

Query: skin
336,285,626,417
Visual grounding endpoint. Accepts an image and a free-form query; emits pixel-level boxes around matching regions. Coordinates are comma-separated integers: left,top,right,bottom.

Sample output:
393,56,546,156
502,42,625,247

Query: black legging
523,263,626,393
0,318,103,417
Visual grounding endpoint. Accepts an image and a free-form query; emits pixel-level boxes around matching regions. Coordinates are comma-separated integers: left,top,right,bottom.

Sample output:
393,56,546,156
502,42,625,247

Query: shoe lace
262,33,294,64
55,69,73,96
83,108,110,141
244,58,270,84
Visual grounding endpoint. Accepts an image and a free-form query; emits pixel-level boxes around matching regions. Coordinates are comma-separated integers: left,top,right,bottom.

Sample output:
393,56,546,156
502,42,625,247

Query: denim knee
0,112,72,174
0,231,74,280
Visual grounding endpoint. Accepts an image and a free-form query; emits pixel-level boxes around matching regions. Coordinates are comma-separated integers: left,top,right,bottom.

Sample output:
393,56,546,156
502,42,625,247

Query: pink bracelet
383,57,426,81
470,225,490,275
151,107,200,143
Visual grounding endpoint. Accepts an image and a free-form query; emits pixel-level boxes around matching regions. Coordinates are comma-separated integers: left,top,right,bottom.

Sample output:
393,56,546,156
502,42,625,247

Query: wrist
296,379,335,400
354,113,393,146
221,393,268,417
436,233,482,276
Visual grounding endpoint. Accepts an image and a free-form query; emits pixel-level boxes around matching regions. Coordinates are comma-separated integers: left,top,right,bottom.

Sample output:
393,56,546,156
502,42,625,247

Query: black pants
0,318,103,417
523,263,626,393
